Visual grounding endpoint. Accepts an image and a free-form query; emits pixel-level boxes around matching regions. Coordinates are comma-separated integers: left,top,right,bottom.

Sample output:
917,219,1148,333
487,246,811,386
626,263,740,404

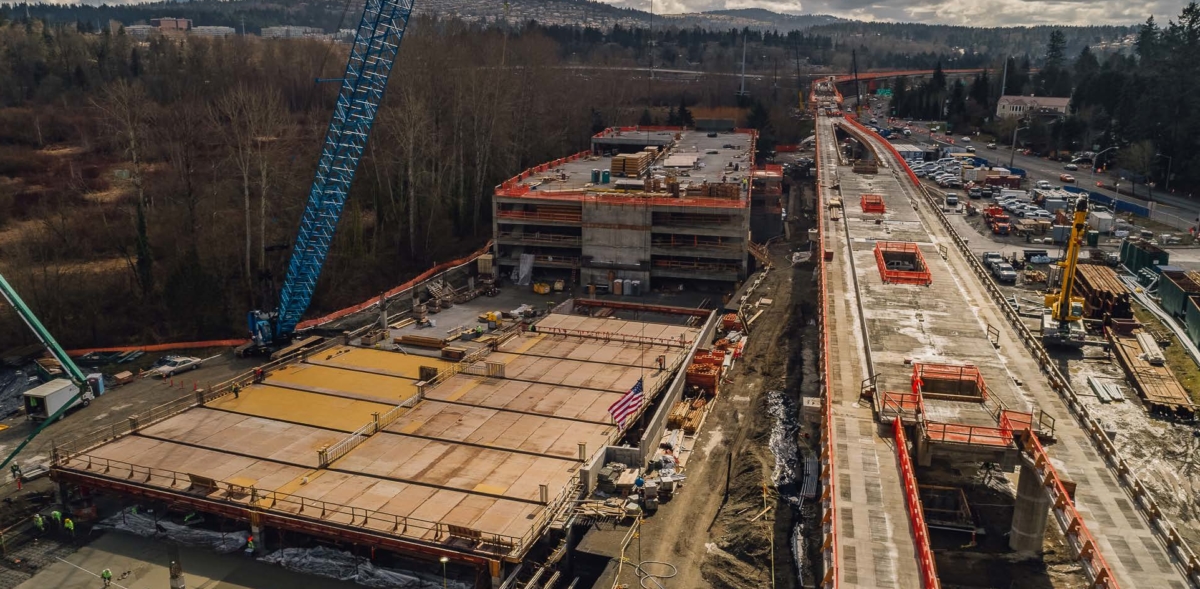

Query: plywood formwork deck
55,313,698,563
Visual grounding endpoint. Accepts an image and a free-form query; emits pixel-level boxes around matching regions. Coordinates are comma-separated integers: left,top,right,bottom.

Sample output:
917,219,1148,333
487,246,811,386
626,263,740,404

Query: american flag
608,378,644,430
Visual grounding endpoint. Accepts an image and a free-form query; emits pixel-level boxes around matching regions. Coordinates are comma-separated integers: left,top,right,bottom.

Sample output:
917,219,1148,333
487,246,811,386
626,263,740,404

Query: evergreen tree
677,96,694,127
638,108,653,126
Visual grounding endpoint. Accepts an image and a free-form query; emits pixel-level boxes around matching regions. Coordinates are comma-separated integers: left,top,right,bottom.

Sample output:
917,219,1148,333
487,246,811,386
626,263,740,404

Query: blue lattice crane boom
249,0,416,347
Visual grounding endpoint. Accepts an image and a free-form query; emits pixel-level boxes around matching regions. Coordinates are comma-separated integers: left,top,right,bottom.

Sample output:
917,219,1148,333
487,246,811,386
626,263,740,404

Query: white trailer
23,379,90,422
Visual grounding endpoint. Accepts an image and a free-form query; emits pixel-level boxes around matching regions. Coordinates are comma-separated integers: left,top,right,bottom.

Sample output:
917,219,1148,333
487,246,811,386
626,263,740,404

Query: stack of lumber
667,401,691,429
395,334,447,349
692,350,726,366
682,398,708,434
610,152,653,177
1075,264,1132,319
686,364,719,391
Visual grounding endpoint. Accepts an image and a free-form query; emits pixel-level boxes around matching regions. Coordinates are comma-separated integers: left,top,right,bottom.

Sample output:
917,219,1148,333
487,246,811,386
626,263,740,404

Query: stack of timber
1074,264,1133,319
395,334,447,349
1107,329,1196,417
610,152,653,177
666,397,710,434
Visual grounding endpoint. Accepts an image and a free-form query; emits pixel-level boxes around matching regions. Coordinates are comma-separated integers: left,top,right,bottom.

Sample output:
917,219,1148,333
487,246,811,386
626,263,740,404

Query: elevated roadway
815,112,1199,588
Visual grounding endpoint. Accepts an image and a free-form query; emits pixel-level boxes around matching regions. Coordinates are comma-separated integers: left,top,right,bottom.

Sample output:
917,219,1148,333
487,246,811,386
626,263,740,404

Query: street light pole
1008,124,1029,169
1157,153,1173,192
1091,146,1117,183
440,556,449,589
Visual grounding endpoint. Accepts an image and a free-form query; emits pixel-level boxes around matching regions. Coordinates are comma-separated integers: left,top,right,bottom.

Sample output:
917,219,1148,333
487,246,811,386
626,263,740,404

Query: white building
261,26,324,39
996,95,1071,119
124,24,157,39
192,26,237,37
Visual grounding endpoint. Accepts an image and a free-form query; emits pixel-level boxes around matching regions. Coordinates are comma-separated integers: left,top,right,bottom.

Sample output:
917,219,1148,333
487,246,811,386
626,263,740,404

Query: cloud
596,0,1190,26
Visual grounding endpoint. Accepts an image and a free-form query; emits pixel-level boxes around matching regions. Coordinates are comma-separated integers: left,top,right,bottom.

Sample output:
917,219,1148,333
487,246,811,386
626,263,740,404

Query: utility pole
852,49,863,118
737,31,748,98
1009,123,1030,169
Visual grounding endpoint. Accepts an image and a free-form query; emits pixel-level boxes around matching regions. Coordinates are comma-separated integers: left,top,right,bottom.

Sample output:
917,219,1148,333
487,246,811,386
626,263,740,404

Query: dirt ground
587,226,818,589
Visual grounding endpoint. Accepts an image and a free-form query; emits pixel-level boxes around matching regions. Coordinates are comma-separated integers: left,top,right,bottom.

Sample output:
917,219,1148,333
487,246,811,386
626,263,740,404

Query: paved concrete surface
13,533,361,589
817,116,923,589
840,119,1193,588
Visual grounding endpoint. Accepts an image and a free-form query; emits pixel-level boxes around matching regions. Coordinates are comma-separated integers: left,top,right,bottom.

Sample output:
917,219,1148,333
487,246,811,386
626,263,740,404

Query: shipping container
1159,271,1200,317
1088,211,1115,233
1120,239,1170,274
1188,295,1200,348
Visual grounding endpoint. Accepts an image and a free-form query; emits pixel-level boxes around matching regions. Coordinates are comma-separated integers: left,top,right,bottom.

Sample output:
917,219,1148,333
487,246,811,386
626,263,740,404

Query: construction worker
50,509,62,528
101,568,113,587
32,514,43,535
244,535,255,556
63,517,74,539
231,383,240,399
254,368,264,383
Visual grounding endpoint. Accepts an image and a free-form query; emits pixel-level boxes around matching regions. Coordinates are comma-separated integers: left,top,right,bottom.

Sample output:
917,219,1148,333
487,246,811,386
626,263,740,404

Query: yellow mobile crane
1042,195,1089,347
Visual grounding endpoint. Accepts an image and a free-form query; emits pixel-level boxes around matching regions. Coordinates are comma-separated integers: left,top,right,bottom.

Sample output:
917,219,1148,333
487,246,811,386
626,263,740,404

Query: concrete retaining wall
636,310,719,466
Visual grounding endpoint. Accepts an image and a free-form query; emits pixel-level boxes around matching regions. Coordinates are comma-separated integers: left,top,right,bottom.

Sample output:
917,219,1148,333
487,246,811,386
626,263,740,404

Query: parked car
886,260,916,271
1063,163,1079,171
1060,173,1076,183
151,356,203,378
1035,180,1053,190
992,263,1018,283
968,187,983,199
945,193,960,207
986,142,997,149
981,252,1004,268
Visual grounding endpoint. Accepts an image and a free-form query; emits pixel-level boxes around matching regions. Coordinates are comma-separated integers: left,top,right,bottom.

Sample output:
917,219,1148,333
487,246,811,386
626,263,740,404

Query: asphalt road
894,116,1200,225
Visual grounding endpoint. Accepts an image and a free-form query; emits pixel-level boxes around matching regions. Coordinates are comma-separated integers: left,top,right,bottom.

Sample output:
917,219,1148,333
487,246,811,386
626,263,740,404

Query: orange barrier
1019,429,1121,588
860,194,885,214
881,390,923,423
815,134,839,589
923,421,1013,447
893,419,942,589
66,339,250,356
294,242,493,331
874,241,933,285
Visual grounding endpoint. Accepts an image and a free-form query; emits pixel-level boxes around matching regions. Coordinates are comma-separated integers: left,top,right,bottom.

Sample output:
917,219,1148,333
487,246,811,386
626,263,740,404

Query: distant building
261,26,324,39
124,24,157,39
192,26,237,38
996,95,1070,119
151,17,192,31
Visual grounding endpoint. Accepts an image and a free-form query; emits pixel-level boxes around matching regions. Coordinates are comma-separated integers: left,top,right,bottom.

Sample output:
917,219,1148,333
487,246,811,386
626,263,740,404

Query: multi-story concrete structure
150,17,192,31
996,95,1070,119
192,26,237,37
492,127,764,293
261,25,325,39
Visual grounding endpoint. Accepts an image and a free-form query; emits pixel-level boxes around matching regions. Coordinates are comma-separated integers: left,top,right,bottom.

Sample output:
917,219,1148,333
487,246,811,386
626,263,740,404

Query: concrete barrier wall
637,309,720,466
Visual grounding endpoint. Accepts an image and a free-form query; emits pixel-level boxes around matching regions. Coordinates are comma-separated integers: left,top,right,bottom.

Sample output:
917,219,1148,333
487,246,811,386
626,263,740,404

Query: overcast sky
600,0,1186,27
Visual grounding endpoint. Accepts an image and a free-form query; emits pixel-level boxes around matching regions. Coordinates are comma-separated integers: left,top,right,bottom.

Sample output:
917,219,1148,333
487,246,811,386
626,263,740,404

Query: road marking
54,556,133,589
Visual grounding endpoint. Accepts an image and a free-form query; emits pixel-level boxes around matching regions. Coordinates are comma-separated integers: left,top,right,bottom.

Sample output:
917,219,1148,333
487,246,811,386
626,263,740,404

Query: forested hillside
0,14,803,350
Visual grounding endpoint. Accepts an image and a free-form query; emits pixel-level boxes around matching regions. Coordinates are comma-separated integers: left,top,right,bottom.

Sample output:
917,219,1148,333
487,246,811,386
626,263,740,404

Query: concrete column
489,559,503,588
1009,460,1052,553
250,522,265,556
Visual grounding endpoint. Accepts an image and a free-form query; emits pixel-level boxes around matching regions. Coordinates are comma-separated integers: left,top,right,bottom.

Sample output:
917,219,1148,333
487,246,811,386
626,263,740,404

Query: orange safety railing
652,259,740,274
860,194,886,214
496,209,583,223
881,390,923,423
912,362,989,402
893,419,942,589
1021,432,1121,588
874,241,933,285
495,232,582,246
922,421,1013,447
815,135,839,589
651,235,741,250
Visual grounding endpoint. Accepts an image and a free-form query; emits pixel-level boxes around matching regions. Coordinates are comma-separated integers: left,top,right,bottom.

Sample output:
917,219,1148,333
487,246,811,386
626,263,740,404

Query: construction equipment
0,272,97,471
243,0,417,354
1042,196,1089,347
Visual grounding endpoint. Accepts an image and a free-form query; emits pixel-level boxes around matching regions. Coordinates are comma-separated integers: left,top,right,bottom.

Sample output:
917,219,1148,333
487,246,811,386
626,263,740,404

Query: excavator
1042,195,1089,347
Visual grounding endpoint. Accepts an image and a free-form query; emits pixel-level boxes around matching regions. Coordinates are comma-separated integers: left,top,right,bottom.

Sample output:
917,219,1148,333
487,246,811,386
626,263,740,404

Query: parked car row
979,252,1018,283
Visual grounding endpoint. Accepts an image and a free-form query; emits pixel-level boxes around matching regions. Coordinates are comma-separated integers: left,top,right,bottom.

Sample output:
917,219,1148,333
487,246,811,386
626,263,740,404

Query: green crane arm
0,271,93,472
0,273,87,384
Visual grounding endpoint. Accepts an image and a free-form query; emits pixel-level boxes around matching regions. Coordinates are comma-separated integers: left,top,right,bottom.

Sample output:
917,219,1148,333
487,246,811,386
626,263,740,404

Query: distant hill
417,0,844,31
